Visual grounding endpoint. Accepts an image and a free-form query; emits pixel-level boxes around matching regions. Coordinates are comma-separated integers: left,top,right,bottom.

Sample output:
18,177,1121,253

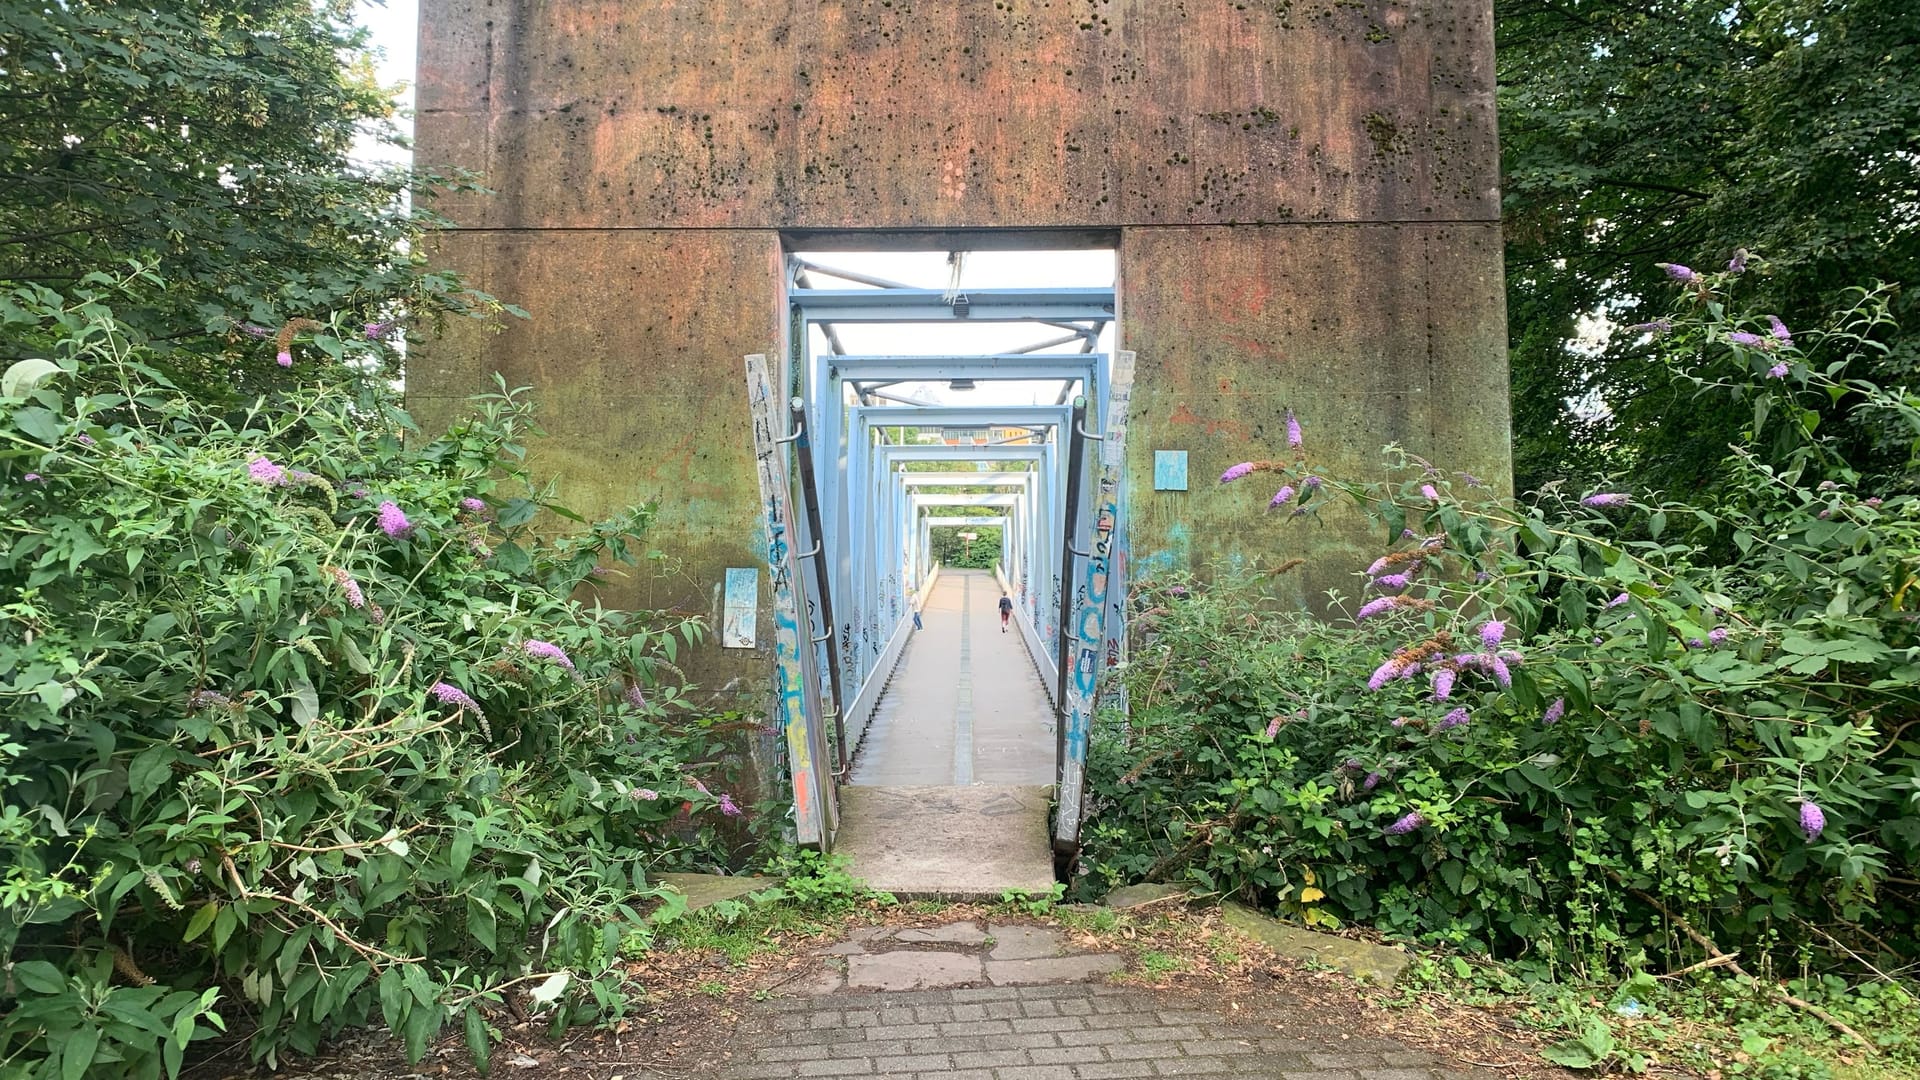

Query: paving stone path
721,921,1489,1080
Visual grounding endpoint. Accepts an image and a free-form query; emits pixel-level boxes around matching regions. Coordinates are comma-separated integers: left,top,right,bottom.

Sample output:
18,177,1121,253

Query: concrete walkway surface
852,569,1054,787
839,569,1058,898
834,786,1056,900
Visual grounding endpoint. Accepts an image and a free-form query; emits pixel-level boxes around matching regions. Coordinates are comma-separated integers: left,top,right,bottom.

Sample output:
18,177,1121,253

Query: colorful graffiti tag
1054,351,1136,852
744,355,834,847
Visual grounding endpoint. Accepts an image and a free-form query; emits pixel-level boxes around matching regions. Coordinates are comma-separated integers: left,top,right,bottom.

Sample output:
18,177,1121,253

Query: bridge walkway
835,569,1058,897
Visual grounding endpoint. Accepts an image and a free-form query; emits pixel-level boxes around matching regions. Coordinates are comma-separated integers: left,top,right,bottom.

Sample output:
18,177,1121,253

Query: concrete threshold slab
834,784,1055,900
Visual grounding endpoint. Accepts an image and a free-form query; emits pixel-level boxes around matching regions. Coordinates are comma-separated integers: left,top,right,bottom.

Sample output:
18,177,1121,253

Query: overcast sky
353,1,416,165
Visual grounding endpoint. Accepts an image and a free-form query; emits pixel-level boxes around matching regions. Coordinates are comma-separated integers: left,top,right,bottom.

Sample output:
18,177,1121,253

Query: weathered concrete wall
412,0,1508,652
407,228,784,692
1120,222,1508,603
417,1,1497,229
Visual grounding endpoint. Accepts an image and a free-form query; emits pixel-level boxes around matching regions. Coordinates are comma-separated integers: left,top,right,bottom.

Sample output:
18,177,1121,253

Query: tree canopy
0,1,493,391
1498,0,1920,494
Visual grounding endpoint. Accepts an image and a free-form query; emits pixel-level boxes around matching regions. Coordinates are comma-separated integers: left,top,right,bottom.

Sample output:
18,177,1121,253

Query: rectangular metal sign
1153,450,1188,491
721,567,759,648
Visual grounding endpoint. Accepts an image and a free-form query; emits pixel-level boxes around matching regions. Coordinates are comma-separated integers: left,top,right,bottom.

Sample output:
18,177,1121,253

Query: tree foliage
1498,0,1920,493
0,1,498,394
1085,274,1920,1014
0,278,749,1078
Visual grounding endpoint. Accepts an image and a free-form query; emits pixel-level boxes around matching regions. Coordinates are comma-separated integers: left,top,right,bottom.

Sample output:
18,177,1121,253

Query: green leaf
12,404,65,444
450,829,474,877
10,960,65,995
289,679,319,727
183,901,218,943
464,1006,493,1075
498,498,539,529
129,744,174,798
62,1026,101,1080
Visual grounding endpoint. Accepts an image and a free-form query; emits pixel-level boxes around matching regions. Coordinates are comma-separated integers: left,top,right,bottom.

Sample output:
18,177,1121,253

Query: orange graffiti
1168,403,1252,441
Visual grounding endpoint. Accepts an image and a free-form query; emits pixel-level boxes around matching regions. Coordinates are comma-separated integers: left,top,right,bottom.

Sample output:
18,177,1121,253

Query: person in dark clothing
998,592,1013,632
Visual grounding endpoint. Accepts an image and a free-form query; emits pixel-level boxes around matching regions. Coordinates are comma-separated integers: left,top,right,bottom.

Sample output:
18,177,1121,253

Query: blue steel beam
828,353,1104,381
795,287,1115,323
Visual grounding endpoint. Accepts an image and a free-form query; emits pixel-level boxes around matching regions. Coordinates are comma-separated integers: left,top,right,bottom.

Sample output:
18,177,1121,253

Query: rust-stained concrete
411,0,1510,754
417,1,1498,230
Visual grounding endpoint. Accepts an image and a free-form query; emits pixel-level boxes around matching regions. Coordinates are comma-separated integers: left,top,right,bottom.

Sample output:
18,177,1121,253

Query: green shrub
1,276,752,1077
1082,270,1920,989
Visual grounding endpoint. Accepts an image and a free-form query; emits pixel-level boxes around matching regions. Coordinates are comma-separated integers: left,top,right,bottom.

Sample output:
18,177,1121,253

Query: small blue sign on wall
1153,450,1189,491
722,567,759,648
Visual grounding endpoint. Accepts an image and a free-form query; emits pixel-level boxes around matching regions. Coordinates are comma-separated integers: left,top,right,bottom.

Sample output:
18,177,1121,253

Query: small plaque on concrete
722,567,758,647
1153,450,1189,491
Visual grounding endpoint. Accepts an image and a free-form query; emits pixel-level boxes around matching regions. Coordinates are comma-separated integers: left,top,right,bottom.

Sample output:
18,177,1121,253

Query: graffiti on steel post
743,354,829,847
1055,351,1134,851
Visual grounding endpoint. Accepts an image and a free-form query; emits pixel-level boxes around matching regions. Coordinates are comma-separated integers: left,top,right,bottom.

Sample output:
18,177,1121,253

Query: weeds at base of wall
1390,950,1920,1080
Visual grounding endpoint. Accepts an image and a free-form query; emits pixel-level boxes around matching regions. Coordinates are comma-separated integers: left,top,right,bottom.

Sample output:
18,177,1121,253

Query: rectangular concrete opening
782,237,1122,896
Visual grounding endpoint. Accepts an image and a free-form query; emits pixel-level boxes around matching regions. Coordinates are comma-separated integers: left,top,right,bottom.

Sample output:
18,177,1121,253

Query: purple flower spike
1374,572,1411,590
625,682,648,709
1265,715,1284,738
1799,800,1825,841
1421,484,1440,501
1363,771,1382,790
1656,262,1697,283
1582,493,1630,508
1607,592,1630,608
719,794,743,818
1221,462,1255,484
1728,331,1766,347
1269,485,1296,508
1708,627,1729,646
1385,811,1425,835
523,639,576,672
331,567,366,609
1356,597,1397,620
276,350,293,368
1767,361,1789,379
1438,707,1470,731
633,788,660,802
377,500,412,538
248,456,288,486
429,681,481,712
1728,249,1749,274
1286,410,1303,449
1432,668,1456,701
365,321,397,340
22,472,43,483
1304,475,1323,489
1767,315,1792,343
1367,658,1405,690
1491,656,1512,687
460,496,488,514
1542,697,1565,725
1480,620,1505,648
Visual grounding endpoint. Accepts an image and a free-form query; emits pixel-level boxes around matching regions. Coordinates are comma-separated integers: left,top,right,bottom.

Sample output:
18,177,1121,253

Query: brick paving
719,983,1478,1080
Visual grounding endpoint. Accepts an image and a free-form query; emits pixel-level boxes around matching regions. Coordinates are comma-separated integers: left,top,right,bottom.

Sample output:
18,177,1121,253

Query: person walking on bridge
998,592,1013,633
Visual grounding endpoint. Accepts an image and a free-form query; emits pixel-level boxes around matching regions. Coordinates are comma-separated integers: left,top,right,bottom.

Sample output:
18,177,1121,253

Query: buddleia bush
0,274,749,1078
1083,263,1920,988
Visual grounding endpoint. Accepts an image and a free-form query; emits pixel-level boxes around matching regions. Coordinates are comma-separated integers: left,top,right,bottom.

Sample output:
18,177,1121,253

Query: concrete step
834,784,1055,900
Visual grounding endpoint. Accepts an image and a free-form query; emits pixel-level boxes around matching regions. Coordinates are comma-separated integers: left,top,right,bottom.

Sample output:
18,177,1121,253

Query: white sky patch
350,0,417,167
